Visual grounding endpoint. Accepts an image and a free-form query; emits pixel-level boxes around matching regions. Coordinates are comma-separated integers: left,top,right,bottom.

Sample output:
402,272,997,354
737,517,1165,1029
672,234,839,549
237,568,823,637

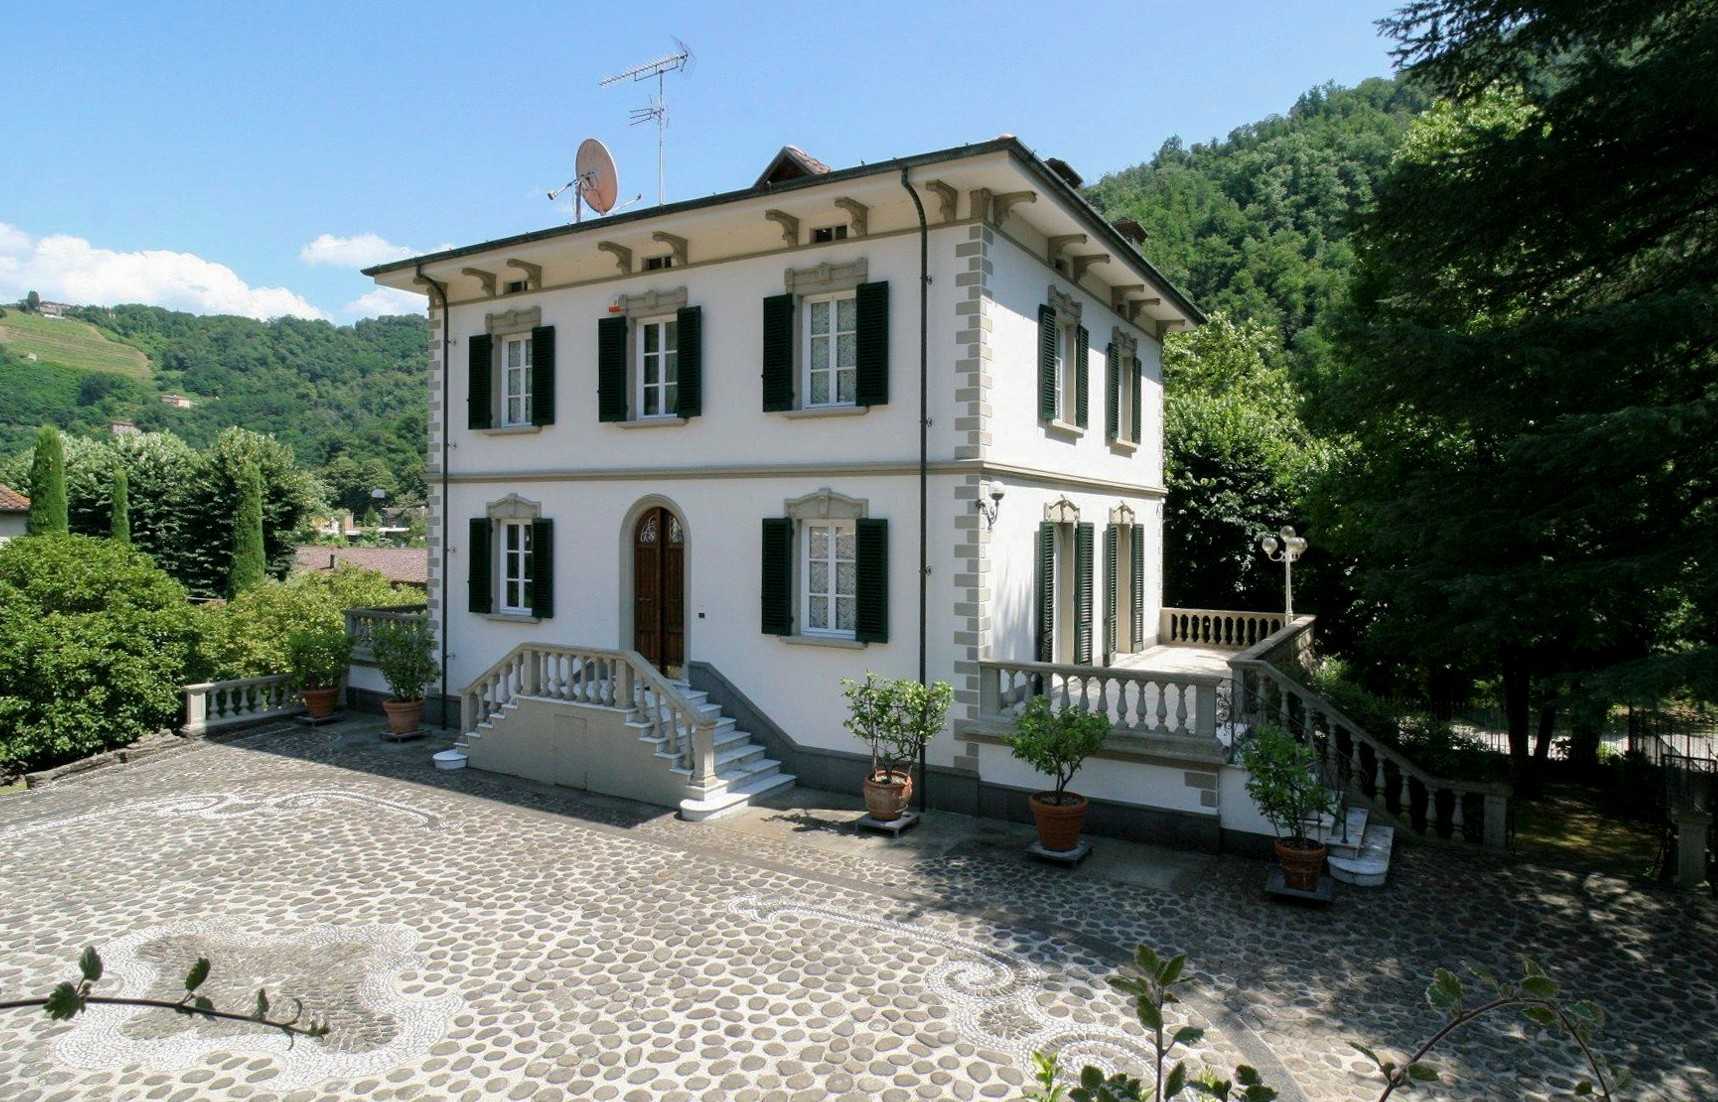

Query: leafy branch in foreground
1022,950,1622,1102
0,946,331,1043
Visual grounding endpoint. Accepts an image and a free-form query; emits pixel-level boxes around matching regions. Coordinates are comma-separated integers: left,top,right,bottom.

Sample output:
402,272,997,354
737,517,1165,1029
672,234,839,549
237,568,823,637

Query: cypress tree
26,426,67,535
110,468,131,546
228,461,267,596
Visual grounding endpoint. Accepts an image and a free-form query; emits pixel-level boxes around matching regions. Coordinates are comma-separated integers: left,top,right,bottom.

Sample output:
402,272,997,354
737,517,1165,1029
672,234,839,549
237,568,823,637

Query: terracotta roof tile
291,545,427,586
0,483,29,512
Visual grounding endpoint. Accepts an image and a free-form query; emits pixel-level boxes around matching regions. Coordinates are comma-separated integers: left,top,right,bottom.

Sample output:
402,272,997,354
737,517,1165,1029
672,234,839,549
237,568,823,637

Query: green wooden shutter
1037,305,1057,421
1074,326,1090,429
1104,525,1118,663
676,305,702,417
854,517,889,643
468,334,493,430
1131,530,1146,649
1105,342,1119,442
762,294,795,411
855,281,889,407
467,517,493,614
530,326,556,426
597,315,628,422
1035,522,1055,662
530,518,554,619
1130,353,1144,444
760,517,794,635
1074,522,1094,665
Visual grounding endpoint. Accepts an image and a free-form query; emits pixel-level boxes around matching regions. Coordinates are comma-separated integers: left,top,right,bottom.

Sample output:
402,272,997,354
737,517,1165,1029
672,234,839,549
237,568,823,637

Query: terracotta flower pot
1029,792,1088,852
383,697,423,736
863,770,913,822
300,686,339,719
1274,839,1327,891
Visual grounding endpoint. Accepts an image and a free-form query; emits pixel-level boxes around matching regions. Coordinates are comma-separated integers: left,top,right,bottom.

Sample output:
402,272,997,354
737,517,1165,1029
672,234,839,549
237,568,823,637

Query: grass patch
0,311,150,378
1512,782,1662,878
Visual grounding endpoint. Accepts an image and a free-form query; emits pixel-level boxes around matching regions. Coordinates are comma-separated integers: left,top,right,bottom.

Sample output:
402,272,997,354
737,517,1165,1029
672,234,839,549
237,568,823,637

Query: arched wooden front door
632,506,684,671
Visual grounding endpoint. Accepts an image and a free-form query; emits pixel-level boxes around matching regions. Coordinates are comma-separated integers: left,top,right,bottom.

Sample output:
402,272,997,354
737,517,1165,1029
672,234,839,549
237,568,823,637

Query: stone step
1308,806,1369,858
1329,824,1394,888
679,769,797,822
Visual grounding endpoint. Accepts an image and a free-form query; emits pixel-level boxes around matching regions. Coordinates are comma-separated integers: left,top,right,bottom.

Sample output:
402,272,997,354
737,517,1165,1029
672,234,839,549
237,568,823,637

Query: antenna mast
600,38,692,206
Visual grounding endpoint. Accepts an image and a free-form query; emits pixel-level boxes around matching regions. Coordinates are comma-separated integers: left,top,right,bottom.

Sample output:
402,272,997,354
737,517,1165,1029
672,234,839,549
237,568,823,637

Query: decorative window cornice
785,257,868,296
486,493,542,522
485,307,541,336
615,286,688,318
1044,496,1080,524
1047,285,1082,323
1112,327,1139,361
1109,502,1137,527
784,487,868,520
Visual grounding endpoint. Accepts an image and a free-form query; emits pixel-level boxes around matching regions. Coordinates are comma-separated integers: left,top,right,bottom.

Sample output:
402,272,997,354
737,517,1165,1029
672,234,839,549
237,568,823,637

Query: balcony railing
183,674,300,735
977,658,1223,742
345,604,429,663
1159,607,1284,651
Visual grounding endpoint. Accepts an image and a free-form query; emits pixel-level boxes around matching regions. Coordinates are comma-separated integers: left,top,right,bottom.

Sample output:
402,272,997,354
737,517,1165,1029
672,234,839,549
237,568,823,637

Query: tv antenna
600,38,692,206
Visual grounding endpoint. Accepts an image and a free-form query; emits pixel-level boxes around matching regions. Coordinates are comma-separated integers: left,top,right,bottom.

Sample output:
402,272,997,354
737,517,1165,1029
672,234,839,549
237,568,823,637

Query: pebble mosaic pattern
2,720,1713,1102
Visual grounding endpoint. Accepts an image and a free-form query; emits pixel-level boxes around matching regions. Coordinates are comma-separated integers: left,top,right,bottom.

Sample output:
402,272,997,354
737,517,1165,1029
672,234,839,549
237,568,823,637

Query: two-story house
362,137,1292,845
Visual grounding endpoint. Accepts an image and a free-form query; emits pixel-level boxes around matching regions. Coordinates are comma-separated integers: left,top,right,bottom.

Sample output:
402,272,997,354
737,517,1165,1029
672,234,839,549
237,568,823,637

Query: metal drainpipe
416,265,452,729
900,168,930,812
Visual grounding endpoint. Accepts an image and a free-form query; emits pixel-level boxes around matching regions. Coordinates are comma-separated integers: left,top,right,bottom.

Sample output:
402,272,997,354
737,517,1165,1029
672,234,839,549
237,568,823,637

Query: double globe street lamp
1260,526,1308,618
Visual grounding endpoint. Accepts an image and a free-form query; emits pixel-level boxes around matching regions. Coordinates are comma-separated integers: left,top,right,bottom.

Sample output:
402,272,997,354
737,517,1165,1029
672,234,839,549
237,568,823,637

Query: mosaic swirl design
728,893,1158,1074
0,788,437,843
53,920,462,1089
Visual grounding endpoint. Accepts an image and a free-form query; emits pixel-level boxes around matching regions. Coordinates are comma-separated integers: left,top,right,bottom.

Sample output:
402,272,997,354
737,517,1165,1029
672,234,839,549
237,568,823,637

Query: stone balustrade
345,604,429,663
1227,617,1512,849
977,659,1222,741
461,643,719,784
183,674,301,735
1160,607,1285,651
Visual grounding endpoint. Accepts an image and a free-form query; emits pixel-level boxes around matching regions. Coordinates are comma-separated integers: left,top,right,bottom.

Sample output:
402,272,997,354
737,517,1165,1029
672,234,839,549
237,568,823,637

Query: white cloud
299,232,417,268
343,286,425,319
0,222,325,321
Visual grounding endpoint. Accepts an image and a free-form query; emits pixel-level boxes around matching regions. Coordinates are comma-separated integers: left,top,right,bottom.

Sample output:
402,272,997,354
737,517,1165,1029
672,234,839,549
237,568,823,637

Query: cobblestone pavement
1,720,1712,1102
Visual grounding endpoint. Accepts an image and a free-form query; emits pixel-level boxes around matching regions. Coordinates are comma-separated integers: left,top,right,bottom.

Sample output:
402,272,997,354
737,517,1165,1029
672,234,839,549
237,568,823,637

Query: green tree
25,290,40,313
228,461,266,596
1320,0,1718,785
25,427,67,535
109,468,130,546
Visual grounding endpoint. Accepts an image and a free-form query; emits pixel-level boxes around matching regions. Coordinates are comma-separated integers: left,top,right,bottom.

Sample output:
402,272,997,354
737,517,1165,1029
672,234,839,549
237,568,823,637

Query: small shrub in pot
370,618,435,736
1007,696,1110,852
285,626,351,719
1241,724,1335,890
841,674,951,822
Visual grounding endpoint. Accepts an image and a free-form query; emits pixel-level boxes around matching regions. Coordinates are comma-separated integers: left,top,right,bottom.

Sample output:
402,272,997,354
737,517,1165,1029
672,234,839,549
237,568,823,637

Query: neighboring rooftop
0,484,29,512
292,545,428,587
753,145,832,187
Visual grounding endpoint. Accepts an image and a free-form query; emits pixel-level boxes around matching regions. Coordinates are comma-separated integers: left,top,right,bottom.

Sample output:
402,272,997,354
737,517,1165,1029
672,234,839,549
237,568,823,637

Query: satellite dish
576,138,619,215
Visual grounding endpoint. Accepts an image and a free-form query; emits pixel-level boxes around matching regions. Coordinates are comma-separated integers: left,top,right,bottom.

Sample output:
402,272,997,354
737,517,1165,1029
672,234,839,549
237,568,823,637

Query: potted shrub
841,674,952,822
370,618,436,737
286,625,351,719
1241,724,1336,890
1007,696,1110,851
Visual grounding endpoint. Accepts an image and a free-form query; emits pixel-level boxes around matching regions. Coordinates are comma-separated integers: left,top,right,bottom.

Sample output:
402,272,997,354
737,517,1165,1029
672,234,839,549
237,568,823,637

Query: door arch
625,500,686,672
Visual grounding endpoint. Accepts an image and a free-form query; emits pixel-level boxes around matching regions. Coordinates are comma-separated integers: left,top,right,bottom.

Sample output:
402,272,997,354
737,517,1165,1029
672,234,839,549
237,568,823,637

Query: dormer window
504,278,529,295
644,255,674,271
812,225,848,244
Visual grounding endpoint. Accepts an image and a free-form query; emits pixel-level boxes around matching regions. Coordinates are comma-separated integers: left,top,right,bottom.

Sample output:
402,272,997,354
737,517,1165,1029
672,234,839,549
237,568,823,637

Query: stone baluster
1195,681,1217,739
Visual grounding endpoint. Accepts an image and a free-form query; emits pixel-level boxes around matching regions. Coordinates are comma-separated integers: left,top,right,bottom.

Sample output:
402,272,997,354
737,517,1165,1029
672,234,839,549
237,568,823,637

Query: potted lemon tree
842,674,951,822
1007,696,1110,852
371,618,436,739
1241,725,1335,891
286,625,351,719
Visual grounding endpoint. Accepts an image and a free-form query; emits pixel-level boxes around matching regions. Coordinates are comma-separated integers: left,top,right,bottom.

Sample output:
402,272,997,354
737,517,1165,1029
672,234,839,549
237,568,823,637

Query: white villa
358,137,1503,862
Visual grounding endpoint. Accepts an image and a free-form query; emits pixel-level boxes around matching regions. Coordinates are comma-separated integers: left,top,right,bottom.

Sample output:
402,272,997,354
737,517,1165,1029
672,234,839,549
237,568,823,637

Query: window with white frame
500,520,534,613
637,316,679,417
803,519,856,637
501,334,532,426
804,292,857,407
1052,328,1067,421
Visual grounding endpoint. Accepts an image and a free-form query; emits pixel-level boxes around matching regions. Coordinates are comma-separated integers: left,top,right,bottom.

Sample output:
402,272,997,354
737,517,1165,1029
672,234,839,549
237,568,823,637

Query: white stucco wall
0,513,26,544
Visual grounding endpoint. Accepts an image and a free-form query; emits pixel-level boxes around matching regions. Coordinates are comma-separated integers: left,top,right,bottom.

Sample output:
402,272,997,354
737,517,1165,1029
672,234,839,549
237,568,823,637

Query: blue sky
1,1,1402,323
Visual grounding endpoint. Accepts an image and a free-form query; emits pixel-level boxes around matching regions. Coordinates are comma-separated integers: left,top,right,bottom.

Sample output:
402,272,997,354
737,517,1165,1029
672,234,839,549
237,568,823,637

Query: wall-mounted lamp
973,482,1005,529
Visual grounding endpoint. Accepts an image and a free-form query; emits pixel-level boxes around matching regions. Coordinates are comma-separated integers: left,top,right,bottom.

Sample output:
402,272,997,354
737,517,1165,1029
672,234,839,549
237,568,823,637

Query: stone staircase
1307,804,1395,887
455,674,794,821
